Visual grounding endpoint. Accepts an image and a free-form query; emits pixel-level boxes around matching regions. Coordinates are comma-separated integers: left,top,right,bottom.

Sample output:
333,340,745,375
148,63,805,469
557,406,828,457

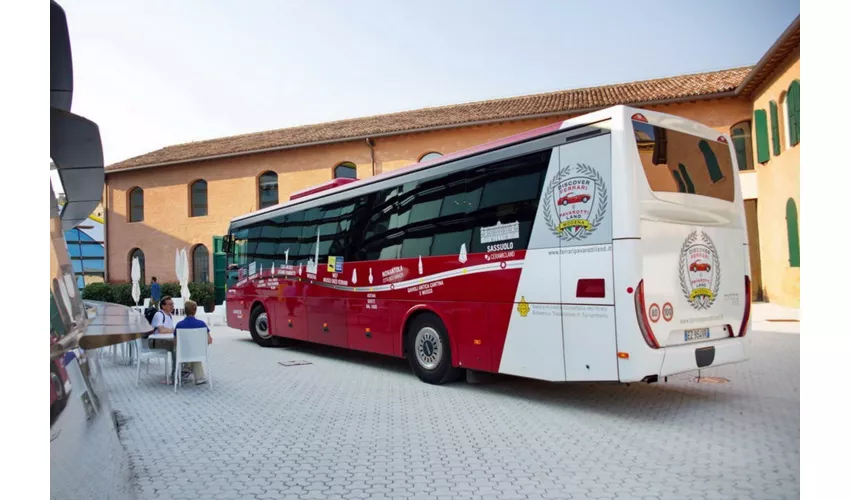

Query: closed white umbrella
180,247,191,302
175,248,182,285
131,256,141,306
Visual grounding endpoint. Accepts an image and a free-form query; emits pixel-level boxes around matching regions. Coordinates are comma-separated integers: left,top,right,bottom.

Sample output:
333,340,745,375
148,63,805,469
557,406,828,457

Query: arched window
769,101,781,156
190,179,208,217
730,121,753,171
785,198,800,268
258,171,278,209
419,151,443,162
129,187,144,222
129,248,145,284
787,80,800,146
192,244,210,282
699,140,724,183
333,162,357,179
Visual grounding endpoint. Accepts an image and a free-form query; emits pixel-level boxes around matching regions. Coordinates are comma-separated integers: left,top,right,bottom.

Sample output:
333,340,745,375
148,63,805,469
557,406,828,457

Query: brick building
104,16,800,307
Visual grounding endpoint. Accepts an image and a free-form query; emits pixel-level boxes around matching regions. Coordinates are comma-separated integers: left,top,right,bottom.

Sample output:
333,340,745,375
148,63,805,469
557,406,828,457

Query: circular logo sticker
648,303,661,323
662,302,674,322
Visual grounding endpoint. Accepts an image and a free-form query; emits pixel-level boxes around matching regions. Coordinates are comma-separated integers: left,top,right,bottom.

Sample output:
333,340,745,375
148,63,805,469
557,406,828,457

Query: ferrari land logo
543,163,608,241
679,230,721,310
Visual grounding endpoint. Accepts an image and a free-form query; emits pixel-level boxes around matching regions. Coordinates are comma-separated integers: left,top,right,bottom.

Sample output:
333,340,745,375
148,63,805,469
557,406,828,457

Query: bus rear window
632,120,734,202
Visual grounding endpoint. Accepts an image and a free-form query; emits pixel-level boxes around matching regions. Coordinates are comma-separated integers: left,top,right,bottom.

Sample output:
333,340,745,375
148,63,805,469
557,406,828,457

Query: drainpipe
365,137,376,176
103,177,109,282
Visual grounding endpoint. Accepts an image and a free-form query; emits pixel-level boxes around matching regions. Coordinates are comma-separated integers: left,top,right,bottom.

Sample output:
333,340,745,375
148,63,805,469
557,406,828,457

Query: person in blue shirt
150,277,161,308
174,300,212,385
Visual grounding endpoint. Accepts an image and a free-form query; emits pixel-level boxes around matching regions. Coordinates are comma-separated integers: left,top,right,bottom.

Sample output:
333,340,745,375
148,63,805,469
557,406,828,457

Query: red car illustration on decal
557,193,591,206
690,260,711,272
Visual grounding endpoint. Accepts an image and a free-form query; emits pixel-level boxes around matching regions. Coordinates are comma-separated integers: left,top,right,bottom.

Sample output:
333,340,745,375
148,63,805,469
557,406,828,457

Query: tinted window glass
633,120,734,202
467,150,550,254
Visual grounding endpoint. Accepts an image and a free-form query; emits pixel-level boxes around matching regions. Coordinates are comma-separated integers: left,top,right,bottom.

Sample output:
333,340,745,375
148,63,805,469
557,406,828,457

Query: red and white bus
224,105,752,385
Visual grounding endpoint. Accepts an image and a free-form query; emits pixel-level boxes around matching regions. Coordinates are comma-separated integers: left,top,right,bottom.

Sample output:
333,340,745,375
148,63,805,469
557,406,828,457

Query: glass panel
259,172,279,209
191,180,208,217
633,120,734,202
731,124,753,171
334,163,357,179
130,188,144,222
420,152,443,162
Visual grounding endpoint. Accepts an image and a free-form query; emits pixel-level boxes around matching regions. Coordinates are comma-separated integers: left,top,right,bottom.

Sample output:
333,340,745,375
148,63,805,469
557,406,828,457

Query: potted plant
203,296,216,313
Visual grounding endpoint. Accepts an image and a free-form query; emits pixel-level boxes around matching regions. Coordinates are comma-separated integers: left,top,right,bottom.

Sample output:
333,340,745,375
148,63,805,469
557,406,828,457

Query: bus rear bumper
658,337,749,377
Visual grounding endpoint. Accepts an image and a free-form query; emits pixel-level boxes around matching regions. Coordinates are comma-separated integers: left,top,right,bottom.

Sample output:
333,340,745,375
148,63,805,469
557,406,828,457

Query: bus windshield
632,119,735,203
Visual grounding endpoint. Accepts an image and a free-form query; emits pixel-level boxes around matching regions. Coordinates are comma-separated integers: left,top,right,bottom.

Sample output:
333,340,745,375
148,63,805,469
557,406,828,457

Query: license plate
684,328,710,342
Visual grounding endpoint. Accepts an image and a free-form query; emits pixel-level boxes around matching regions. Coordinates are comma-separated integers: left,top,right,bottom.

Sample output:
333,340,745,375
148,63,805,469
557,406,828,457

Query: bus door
555,130,619,382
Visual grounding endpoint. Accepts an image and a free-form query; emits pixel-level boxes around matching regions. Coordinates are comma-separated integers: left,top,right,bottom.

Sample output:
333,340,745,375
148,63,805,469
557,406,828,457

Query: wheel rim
255,312,271,339
51,372,63,399
414,327,442,370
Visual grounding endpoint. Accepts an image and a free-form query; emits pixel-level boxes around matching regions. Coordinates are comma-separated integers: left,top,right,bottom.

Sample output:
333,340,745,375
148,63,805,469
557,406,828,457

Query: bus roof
230,120,567,224
229,105,642,225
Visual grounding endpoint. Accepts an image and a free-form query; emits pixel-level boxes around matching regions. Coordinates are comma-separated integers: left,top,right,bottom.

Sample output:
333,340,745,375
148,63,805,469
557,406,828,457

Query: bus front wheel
405,313,463,385
249,306,278,348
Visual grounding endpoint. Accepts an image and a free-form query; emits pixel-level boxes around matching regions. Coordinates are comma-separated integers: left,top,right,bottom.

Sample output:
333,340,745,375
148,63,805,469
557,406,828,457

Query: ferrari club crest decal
679,230,721,310
543,163,608,241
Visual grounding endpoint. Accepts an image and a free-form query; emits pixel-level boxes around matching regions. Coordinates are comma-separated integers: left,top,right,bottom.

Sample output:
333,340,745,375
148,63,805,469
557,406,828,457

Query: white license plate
684,328,710,342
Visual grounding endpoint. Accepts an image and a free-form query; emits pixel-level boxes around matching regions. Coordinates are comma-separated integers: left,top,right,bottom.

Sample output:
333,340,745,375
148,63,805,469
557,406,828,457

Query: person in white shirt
149,296,188,381
149,296,175,334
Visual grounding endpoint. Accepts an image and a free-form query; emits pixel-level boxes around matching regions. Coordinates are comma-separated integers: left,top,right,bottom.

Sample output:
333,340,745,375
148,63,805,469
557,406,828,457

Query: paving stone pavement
100,326,799,500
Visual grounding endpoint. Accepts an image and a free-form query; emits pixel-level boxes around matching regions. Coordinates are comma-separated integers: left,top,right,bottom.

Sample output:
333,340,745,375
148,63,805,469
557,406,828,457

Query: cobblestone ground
101,326,800,500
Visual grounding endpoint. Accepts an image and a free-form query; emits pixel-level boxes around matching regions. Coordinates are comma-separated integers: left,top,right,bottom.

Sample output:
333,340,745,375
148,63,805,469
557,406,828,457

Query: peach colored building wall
751,50,800,307
105,98,752,284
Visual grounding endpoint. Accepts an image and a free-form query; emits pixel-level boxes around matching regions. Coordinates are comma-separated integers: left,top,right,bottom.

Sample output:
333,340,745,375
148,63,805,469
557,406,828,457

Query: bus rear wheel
405,313,463,385
249,306,278,348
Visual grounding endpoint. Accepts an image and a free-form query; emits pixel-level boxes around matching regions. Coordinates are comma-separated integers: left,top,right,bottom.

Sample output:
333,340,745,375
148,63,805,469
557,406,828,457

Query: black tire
405,313,463,385
249,305,278,347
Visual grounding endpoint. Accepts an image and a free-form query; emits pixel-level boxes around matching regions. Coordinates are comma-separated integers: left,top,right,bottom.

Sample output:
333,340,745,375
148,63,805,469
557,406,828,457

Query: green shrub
160,282,181,298
83,281,214,306
81,282,113,303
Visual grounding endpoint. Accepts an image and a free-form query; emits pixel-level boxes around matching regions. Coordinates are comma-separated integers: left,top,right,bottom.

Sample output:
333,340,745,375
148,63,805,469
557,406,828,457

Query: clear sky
58,0,799,169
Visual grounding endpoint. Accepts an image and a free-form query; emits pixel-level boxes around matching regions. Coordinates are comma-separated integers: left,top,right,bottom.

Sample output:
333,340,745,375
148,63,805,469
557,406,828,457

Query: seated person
174,300,213,385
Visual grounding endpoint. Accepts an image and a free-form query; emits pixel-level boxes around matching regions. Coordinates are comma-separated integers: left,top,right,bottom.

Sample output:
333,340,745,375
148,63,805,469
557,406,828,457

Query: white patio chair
135,337,171,385
172,297,185,316
143,298,151,308
173,328,211,392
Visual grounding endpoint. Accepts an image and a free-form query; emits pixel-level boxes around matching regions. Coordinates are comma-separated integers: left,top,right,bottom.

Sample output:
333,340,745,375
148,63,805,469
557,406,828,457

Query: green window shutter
699,140,724,182
754,109,770,163
678,164,695,193
769,101,780,156
788,80,800,146
785,198,800,267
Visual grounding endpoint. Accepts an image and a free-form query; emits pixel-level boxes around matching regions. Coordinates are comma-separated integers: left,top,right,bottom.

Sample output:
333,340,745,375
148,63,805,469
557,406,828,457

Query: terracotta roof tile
107,67,752,172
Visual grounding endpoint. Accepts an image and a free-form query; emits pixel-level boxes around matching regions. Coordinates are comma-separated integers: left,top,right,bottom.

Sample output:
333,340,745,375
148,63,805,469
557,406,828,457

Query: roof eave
105,90,738,175
735,15,800,97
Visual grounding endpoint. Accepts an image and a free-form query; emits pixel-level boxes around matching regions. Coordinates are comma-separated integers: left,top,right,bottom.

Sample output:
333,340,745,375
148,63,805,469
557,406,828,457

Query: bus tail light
632,113,648,123
717,136,728,143
738,276,752,337
576,279,605,298
634,280,660,349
